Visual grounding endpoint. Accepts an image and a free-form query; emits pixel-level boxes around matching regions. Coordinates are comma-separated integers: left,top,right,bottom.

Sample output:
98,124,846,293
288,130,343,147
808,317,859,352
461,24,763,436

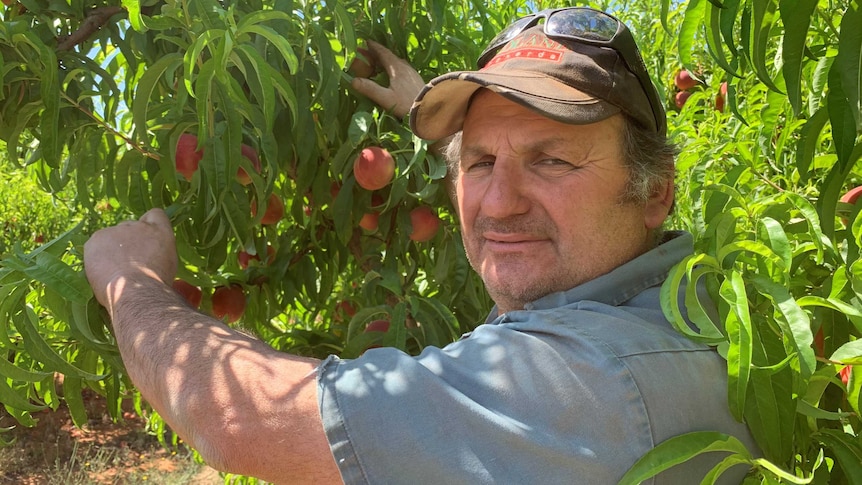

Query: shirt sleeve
317,321,657,485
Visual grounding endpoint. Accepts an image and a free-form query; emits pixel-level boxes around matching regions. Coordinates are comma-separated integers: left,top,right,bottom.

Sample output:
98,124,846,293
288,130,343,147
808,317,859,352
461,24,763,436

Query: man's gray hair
619,115,677,207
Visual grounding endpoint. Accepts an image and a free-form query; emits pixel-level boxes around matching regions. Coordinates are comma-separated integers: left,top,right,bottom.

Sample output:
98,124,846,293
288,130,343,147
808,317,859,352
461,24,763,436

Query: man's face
457,91,670,313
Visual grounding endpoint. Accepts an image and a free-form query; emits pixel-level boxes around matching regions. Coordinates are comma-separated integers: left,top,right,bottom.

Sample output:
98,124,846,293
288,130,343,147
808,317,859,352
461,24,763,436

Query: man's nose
480,162,530,219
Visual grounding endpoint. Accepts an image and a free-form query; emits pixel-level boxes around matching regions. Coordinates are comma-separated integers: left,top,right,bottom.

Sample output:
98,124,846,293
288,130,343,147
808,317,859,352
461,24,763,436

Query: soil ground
0,388,222,484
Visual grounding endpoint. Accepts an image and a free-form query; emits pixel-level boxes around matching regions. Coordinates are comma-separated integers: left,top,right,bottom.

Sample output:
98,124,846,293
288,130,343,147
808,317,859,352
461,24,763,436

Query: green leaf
61,376,90,428
660,0,672,33
704,183,749,214
618,431,753,485
827,59,859,170
236,9,292,32
717,240,785,270
221,188,251,246
349,112,373,147
132,53,183,143
186,30,226,81
834,1,862,132
236,45,276,132
720,271,753,421
745,325,795,464
796,295,862,340
661,254,726,344
241,24,298,74
718,0,741,55
385,301,408,351
751,275,816,382
752,458,813,483
678,0,707,69
705,1,736,74
334,3,357,52
796,399,853,421
2,254,92,306
758,217,792,276
778,0,817,115
332,176,355,245
813,429,862,485
0,284,28,348
784,191,829,263
418,295,462,342
70,299,115,352
0,357,51,383
29,253,93,305
0,377,45,412
700,454,754,485
16,31,60,165
750,0,782,93
829,340,862,365
795,107,830,180
13,308,104,381
122,0,148,32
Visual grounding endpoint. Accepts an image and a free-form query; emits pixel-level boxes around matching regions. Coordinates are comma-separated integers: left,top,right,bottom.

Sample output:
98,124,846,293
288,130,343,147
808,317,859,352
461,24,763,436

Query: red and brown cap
409,25,663,140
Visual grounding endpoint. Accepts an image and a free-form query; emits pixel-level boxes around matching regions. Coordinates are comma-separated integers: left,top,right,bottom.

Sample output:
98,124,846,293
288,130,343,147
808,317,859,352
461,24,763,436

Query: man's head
410,7,667,140
409,8,676,312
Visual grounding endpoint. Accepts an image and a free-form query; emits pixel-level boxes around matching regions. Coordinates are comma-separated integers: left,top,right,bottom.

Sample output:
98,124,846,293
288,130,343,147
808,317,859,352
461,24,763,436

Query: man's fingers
351,77,396,110
365,40,401,73
140,207,168,225
139,208,174,236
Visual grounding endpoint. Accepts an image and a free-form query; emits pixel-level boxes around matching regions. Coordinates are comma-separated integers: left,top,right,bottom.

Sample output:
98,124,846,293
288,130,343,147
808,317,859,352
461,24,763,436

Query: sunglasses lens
487,16,535,49
546,9,619,41
478,16,535,66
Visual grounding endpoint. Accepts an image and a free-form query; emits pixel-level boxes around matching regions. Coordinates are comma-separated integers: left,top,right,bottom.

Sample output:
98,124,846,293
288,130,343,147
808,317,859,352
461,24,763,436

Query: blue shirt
317,231,758,484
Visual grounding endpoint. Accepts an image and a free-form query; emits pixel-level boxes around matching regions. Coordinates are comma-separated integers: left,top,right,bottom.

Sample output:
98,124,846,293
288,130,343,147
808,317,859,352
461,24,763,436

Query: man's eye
537,159,574,168
464,160,494,171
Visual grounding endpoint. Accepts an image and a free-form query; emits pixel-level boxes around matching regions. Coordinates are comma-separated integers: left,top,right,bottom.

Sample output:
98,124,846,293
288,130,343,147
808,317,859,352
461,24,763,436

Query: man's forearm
106,274,333,481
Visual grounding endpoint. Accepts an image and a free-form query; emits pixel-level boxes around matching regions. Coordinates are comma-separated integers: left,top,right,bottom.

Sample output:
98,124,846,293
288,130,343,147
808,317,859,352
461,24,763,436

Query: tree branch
57,6,127,52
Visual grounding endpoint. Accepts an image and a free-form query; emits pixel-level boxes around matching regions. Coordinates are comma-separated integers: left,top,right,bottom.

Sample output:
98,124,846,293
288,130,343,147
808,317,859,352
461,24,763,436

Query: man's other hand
350,40,426,119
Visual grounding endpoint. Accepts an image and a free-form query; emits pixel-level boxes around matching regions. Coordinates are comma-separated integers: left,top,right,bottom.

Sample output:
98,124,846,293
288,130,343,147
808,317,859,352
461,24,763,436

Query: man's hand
350,40,426,119
84,208,178,309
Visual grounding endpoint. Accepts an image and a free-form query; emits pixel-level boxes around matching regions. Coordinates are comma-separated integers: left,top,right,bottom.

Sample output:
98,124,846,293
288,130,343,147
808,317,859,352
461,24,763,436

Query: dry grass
0,389,222,484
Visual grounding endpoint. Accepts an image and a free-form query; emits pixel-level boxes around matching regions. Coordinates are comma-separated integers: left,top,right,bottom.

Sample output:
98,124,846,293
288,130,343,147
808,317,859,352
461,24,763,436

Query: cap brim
409,70,621,141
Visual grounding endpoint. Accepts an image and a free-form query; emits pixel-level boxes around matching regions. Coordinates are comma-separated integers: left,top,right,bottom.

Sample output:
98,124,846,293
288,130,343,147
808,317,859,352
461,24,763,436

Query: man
84,7,757,484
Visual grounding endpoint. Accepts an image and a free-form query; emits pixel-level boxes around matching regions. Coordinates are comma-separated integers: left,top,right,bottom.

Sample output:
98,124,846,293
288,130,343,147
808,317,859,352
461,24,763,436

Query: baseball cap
408,8,666,140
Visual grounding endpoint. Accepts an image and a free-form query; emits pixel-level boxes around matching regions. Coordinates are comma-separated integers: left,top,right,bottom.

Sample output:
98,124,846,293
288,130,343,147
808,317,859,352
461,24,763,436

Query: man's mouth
482,232,549,250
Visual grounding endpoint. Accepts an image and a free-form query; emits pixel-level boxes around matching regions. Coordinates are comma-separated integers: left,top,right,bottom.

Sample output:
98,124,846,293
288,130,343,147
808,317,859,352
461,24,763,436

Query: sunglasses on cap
477,7,665,135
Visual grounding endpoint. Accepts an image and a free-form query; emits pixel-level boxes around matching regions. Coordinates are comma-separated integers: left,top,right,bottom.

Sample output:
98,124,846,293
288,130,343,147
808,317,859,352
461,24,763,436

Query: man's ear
644,177,675,230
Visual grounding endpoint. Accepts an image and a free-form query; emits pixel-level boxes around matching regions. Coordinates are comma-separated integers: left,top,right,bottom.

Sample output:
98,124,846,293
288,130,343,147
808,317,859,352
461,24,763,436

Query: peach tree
0,0,501,440
0,0,860,483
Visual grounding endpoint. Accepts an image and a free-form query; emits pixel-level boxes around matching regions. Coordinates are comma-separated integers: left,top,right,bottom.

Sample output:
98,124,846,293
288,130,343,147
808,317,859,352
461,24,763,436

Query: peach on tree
252,193,285,225
211,285,246,323
236,143,262,186
238,244,276,269
408,206,441,242
334,300,357,323
359,194,385,232
359,212,379,231
348,47,377,78
715,82,728,112
674,91,692,109
175,133,204,181
364,319,390,333
674,69,698,91
172,279,203,309
353,146,395,191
